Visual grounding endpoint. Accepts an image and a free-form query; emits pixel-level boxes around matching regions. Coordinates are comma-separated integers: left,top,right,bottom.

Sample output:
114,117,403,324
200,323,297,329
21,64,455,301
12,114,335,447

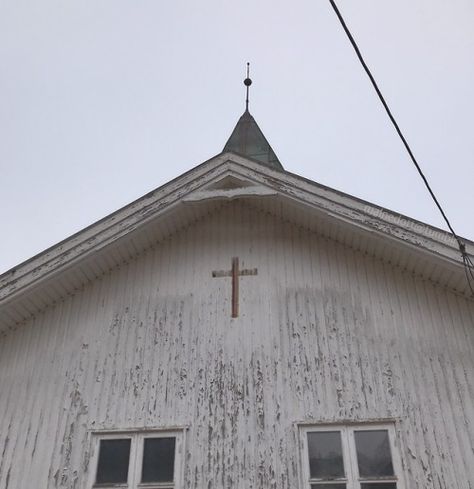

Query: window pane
360,484,396,489
96,438,131,484
307,431,344,479
141,437,176,483
355,430,394,478
311,485,346,489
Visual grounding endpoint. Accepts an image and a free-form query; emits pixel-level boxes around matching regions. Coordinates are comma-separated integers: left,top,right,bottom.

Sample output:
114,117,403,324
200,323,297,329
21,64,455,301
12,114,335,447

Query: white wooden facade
1,151,474,489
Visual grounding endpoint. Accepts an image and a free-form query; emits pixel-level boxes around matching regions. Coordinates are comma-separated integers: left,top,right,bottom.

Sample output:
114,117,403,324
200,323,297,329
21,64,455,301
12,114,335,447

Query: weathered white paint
1,153,473,333
182,184,278,202
1,200,473,489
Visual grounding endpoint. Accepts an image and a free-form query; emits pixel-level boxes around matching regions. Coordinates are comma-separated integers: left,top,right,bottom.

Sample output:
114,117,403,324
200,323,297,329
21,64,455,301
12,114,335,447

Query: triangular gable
0,151,472,332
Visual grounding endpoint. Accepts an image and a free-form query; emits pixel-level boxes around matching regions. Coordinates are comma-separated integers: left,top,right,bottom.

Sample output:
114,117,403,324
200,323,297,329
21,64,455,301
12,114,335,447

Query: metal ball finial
244,62,252,86
244,62,252,111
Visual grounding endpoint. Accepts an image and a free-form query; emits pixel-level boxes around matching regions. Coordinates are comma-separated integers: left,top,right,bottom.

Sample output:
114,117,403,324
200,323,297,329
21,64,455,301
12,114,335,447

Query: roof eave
1,152,472,332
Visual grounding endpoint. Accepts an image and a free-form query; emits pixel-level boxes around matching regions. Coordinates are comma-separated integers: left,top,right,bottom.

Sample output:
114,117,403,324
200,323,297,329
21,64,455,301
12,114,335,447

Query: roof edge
1,152,473,312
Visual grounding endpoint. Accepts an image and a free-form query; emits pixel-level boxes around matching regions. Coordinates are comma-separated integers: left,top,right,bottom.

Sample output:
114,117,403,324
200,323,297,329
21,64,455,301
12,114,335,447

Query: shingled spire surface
223,110,284,170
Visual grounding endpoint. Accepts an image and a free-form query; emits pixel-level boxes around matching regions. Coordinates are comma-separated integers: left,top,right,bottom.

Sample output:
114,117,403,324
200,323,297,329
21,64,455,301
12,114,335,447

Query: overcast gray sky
1,0,473,274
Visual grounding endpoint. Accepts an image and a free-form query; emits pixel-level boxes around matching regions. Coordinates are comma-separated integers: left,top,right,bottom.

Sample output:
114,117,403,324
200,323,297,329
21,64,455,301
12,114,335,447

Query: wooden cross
212,257,258,318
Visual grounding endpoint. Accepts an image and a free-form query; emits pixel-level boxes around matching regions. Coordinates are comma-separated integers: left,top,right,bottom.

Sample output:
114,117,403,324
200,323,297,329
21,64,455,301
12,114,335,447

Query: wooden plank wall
0,201,473,489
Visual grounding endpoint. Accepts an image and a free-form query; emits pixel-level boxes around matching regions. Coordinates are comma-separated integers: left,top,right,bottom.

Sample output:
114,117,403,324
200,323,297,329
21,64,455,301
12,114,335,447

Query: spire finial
244,62,252,112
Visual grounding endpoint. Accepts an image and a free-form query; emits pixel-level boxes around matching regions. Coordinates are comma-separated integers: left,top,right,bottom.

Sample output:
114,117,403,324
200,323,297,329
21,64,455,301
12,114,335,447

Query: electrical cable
328,0,474,295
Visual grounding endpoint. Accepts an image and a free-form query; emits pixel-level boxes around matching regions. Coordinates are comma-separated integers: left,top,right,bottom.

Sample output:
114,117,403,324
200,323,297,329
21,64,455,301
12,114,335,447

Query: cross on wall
212,257,258,318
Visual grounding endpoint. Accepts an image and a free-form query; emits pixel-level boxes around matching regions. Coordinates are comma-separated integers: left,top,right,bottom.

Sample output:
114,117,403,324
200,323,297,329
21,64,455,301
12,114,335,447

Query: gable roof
0,150,473,333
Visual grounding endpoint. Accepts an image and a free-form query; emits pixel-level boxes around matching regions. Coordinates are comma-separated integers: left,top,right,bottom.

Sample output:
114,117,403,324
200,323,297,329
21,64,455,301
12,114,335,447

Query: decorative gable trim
0,151,472,331
182,185,277,203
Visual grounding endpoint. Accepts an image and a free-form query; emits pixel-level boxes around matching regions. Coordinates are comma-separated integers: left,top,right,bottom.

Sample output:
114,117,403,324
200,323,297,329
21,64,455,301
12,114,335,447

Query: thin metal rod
245,63,250,111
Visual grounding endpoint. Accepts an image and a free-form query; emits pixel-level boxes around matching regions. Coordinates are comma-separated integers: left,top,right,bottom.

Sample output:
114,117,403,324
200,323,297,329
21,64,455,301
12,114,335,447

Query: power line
328,0,474,295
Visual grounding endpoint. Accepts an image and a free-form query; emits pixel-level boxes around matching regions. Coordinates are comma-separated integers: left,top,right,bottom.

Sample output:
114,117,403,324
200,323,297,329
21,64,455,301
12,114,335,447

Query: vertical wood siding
1,201,473,489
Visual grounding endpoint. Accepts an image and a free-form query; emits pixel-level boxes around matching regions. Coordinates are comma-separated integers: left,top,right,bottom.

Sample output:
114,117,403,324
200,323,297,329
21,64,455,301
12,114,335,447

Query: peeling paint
0,202,473,488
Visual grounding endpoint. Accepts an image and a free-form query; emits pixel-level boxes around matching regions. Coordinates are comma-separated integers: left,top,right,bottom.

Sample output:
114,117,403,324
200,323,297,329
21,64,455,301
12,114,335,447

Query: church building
1,80,474,489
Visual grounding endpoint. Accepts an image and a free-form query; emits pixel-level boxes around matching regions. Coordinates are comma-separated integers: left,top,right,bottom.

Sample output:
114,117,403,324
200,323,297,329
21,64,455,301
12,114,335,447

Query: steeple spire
223,65,284,171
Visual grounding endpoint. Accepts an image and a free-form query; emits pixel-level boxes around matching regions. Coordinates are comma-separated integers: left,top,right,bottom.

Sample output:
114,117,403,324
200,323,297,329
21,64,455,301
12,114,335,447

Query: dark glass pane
141,437,176,483
360,484,396,489
311,485,346,489
355,430,394,477
96,438,131,484
307,431,344,478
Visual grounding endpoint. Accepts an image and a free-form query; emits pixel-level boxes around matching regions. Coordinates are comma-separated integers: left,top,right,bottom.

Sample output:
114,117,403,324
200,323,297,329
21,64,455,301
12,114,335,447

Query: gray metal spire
223,64,283,170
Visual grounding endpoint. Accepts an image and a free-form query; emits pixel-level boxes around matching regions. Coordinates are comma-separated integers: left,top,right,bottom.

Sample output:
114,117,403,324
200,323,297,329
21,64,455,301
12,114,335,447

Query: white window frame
89,428,185,489
299,423,405,489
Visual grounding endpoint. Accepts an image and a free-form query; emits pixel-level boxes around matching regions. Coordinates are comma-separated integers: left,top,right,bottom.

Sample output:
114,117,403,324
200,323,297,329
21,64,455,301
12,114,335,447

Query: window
90,429,184,489
299,423,404,489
